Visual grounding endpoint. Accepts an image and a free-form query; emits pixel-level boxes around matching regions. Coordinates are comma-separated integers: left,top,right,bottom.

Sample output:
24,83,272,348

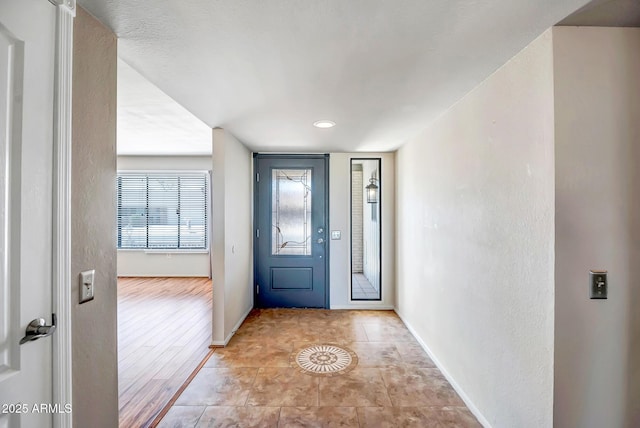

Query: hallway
158,309,480,427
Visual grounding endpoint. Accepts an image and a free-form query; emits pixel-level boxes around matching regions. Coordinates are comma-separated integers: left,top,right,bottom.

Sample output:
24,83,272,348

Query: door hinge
256,284,259,294
256,229,260,238
256,172,260,182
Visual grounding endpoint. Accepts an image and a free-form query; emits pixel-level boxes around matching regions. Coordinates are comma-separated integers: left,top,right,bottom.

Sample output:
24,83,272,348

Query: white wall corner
211,128,226,344
394,309,492,428
211,305,253,347
394,31,554,427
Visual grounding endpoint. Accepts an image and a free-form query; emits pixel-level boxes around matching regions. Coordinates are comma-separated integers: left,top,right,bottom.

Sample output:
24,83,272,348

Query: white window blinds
117,172,208,250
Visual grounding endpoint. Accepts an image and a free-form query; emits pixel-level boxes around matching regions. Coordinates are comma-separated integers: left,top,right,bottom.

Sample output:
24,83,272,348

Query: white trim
139,249,210,254
52,2,74,428
48,0,76,14
211,306,252,347
0,20,23,384
330,304,395,310
394,309,492,428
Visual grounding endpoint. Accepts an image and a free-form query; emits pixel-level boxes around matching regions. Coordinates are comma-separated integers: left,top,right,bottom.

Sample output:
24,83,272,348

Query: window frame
116,170,211,252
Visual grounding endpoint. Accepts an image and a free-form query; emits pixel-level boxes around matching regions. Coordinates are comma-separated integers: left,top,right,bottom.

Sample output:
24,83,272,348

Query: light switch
589,270,607,299
331,230,341,240
80,270,95,303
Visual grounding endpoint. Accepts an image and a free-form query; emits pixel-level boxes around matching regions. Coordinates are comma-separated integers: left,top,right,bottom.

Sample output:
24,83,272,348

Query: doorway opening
116,59,214,426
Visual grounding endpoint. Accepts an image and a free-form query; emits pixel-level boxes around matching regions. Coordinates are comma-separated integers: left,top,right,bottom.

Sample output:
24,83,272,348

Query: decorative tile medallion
291,343,358,377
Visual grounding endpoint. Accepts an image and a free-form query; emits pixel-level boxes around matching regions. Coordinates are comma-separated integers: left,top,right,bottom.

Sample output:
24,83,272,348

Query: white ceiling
117,60,211,155
559,0,640,26
81,0,592,154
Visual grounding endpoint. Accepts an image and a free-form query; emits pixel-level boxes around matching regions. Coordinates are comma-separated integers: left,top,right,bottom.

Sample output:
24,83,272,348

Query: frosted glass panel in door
272,169,312,255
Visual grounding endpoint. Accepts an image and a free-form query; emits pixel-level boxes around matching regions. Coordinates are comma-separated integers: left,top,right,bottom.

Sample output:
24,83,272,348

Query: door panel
0,1,56,427
271,268,312,290
255,155,328,308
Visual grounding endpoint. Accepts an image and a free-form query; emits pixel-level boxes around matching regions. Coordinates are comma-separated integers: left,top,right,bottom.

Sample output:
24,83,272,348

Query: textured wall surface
396,30,555,427
553,26,640,428
117,251,210,277
211,129,253,344
71,7,119,428
116,155,211,277
117,155,211,170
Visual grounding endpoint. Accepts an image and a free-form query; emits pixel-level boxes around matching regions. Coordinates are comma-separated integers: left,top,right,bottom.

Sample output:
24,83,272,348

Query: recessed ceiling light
313,120,336,129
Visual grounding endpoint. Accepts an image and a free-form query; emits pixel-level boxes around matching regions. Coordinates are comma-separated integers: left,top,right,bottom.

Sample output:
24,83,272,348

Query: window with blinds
117,172,208,250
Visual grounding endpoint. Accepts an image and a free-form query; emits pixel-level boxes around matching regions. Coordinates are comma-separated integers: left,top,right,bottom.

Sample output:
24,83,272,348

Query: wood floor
118,277,212,428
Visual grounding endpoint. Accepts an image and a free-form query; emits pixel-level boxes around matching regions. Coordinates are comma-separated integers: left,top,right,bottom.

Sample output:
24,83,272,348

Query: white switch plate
80,269,95,303
331,230,341,240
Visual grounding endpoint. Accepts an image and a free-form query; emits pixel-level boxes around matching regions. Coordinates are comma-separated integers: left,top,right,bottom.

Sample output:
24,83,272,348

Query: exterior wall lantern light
366,178,379,204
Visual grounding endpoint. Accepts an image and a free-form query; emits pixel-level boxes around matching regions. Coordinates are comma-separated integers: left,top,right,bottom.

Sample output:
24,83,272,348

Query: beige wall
71,7,118,428
211,129,253,345
395,30,555,427
116,155,211,277
117,155,211,171
330,153,395,309
117,251,210,277
553,26,640,428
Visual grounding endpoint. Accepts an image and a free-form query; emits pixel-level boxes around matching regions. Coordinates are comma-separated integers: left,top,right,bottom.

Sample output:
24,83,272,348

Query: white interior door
0,1,57,427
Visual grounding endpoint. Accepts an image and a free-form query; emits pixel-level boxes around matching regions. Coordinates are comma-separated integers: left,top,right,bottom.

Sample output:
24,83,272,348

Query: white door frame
51,1,75,427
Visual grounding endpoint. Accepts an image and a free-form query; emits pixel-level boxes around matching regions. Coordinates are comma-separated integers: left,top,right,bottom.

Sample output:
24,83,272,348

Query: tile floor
351,274,379,300
158,309,480,427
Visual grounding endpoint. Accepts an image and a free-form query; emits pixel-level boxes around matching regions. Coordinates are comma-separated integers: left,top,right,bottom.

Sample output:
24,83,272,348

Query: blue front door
254,154,329,308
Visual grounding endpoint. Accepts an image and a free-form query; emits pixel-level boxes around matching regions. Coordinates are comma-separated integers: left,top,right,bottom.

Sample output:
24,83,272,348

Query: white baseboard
394,308,492,428
331,304,395,310
211,305,253,347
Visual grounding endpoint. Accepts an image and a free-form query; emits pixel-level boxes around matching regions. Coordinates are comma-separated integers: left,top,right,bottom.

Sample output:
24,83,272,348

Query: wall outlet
80,269,95,303
331,230,341,240
590,270,607,299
